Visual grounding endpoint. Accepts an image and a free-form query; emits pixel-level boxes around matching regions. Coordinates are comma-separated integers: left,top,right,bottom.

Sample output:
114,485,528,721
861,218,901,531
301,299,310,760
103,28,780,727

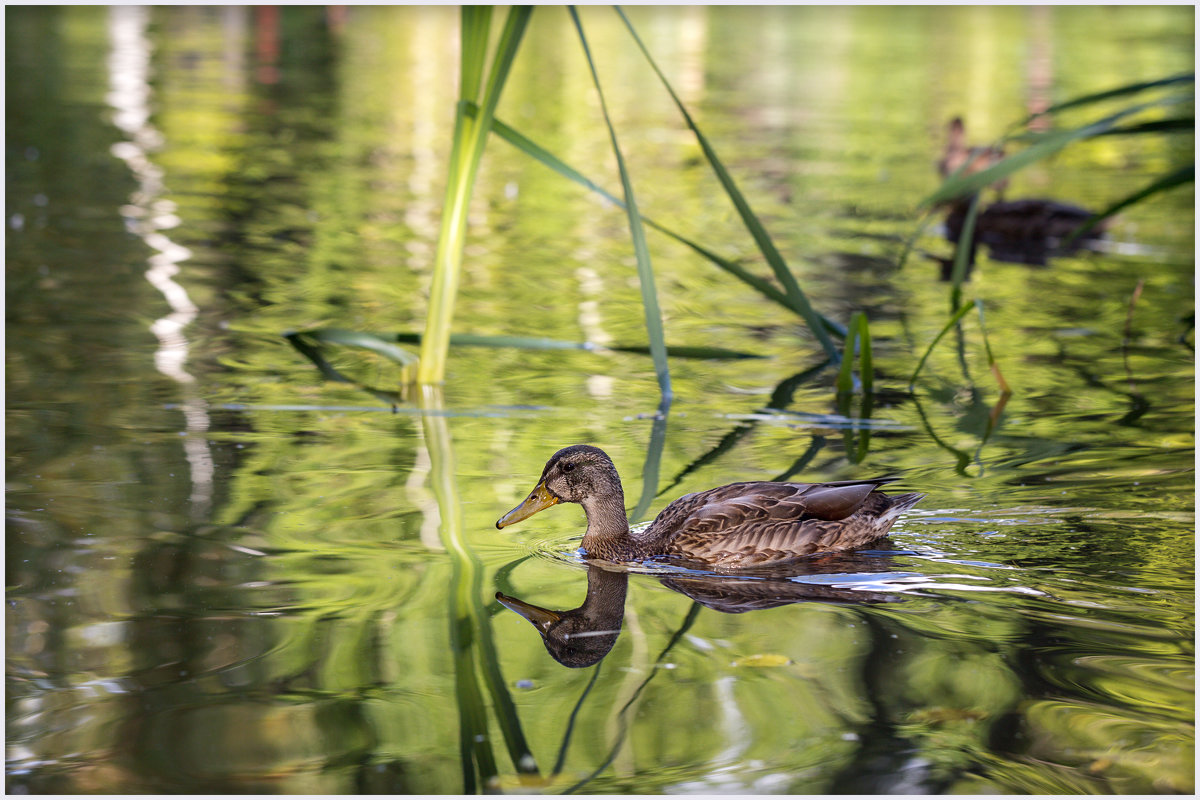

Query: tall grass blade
284,330,411,406
923,101,1177,207
835,312,873,396
486,112,845,336
949,194,981,310
418,7,532,384
569,7,671,401
458,7,492,104
1097,117,1196,136
909,299,1010,394
835,316,860,395
834,313,874,462
615,6,842,361
288,328,418,366
401,330,765,359
1023,72,1193,120
858,315,874,398
1060,163,1194,249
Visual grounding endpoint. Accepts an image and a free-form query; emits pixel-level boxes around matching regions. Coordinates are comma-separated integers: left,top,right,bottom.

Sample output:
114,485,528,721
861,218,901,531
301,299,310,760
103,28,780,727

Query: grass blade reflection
565,602,703,793
420,385,539,790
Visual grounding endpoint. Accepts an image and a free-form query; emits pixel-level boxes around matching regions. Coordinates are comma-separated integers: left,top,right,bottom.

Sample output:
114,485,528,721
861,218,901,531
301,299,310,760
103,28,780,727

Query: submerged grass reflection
419,385,538,790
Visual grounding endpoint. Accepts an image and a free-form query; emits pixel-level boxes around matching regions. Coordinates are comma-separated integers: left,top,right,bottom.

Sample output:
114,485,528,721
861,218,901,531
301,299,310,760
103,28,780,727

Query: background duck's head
496,445,624,528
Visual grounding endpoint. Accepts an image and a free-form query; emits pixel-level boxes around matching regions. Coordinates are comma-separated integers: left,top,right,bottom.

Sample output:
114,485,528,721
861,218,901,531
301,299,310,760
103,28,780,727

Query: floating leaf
731,653,793,668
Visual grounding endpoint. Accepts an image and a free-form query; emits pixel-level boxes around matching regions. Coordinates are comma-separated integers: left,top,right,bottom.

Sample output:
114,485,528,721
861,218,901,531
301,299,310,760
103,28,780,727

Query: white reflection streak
107,6,213,517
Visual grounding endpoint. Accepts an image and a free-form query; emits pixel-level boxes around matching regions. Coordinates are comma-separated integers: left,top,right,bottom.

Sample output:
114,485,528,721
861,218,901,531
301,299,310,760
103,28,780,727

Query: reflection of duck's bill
496,482,560,529
496,591,562,631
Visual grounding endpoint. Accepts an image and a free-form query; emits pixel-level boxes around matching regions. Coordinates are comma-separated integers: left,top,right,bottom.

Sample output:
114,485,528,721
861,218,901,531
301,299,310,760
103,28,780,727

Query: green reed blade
614,6,842,362
909,299,1009,394
396,330,765,359
909,391,973,477
859,314,874,397
284,331,357,383
1096,117,1196,136
1060,163,1194,250
835,312,873,396
459,6,492,104
485,113,844,337
895,207,938,271
949,194,981,312
284,330,410,407
1023,72,1193,121
923,101,1173,207
418,7,532,385
835,316,860,396
291,327,418,366
569,7,671,402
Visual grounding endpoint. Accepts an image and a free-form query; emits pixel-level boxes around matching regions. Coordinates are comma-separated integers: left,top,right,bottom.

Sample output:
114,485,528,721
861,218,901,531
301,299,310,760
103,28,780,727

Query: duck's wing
649,479,907,567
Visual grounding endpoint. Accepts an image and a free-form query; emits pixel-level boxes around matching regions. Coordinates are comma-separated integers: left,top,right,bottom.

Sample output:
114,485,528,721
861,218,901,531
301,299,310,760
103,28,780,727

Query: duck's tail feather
884,492,925,519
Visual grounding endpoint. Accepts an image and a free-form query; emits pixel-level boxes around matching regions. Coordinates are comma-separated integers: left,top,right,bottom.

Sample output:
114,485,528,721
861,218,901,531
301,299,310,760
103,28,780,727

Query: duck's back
644,479,922,568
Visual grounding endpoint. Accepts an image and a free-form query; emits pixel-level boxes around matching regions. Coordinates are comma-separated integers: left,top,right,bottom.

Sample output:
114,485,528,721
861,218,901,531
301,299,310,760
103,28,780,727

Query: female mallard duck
496,445,923,569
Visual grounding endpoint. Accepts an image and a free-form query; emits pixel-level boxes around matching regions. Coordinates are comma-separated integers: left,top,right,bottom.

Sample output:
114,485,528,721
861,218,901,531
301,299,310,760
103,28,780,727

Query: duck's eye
562,462,576,473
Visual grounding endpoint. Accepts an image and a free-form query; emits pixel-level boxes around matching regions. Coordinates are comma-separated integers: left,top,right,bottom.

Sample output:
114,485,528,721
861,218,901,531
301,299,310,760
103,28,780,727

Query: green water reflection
6,5,1193,794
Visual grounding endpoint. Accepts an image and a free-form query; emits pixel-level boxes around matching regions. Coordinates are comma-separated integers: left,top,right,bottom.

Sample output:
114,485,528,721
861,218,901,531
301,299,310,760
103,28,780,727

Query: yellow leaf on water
731,653,792,668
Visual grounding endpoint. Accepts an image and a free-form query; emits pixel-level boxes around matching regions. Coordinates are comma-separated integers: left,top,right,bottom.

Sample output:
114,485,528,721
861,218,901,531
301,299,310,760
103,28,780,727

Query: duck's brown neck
579,491,633,553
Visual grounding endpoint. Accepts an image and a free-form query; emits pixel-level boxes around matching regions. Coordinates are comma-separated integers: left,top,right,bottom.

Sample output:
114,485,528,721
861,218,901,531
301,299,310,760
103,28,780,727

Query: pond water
6,5,1194,795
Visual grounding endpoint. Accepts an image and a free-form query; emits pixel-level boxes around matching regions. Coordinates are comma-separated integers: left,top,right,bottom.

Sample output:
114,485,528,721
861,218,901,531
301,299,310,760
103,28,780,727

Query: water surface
6,5,1194,794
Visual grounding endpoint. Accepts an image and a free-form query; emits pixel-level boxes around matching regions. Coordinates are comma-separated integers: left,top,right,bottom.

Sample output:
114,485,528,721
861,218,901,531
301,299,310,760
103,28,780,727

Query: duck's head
496,445,622,529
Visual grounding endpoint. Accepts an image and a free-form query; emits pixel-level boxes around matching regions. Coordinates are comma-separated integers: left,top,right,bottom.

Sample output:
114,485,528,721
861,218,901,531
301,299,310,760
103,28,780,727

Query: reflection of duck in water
498,555,901,667
936,117,1110,272
497,566,628,669
496,445,923,569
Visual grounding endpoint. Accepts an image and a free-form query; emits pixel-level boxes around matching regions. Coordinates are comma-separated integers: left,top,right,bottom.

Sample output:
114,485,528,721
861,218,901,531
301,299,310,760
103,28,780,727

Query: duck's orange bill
496,592,562,631
496,482,559,529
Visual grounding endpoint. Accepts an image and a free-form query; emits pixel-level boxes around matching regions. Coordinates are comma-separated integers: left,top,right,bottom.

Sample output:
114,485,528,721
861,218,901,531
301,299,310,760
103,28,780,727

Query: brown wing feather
644,480,915,568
